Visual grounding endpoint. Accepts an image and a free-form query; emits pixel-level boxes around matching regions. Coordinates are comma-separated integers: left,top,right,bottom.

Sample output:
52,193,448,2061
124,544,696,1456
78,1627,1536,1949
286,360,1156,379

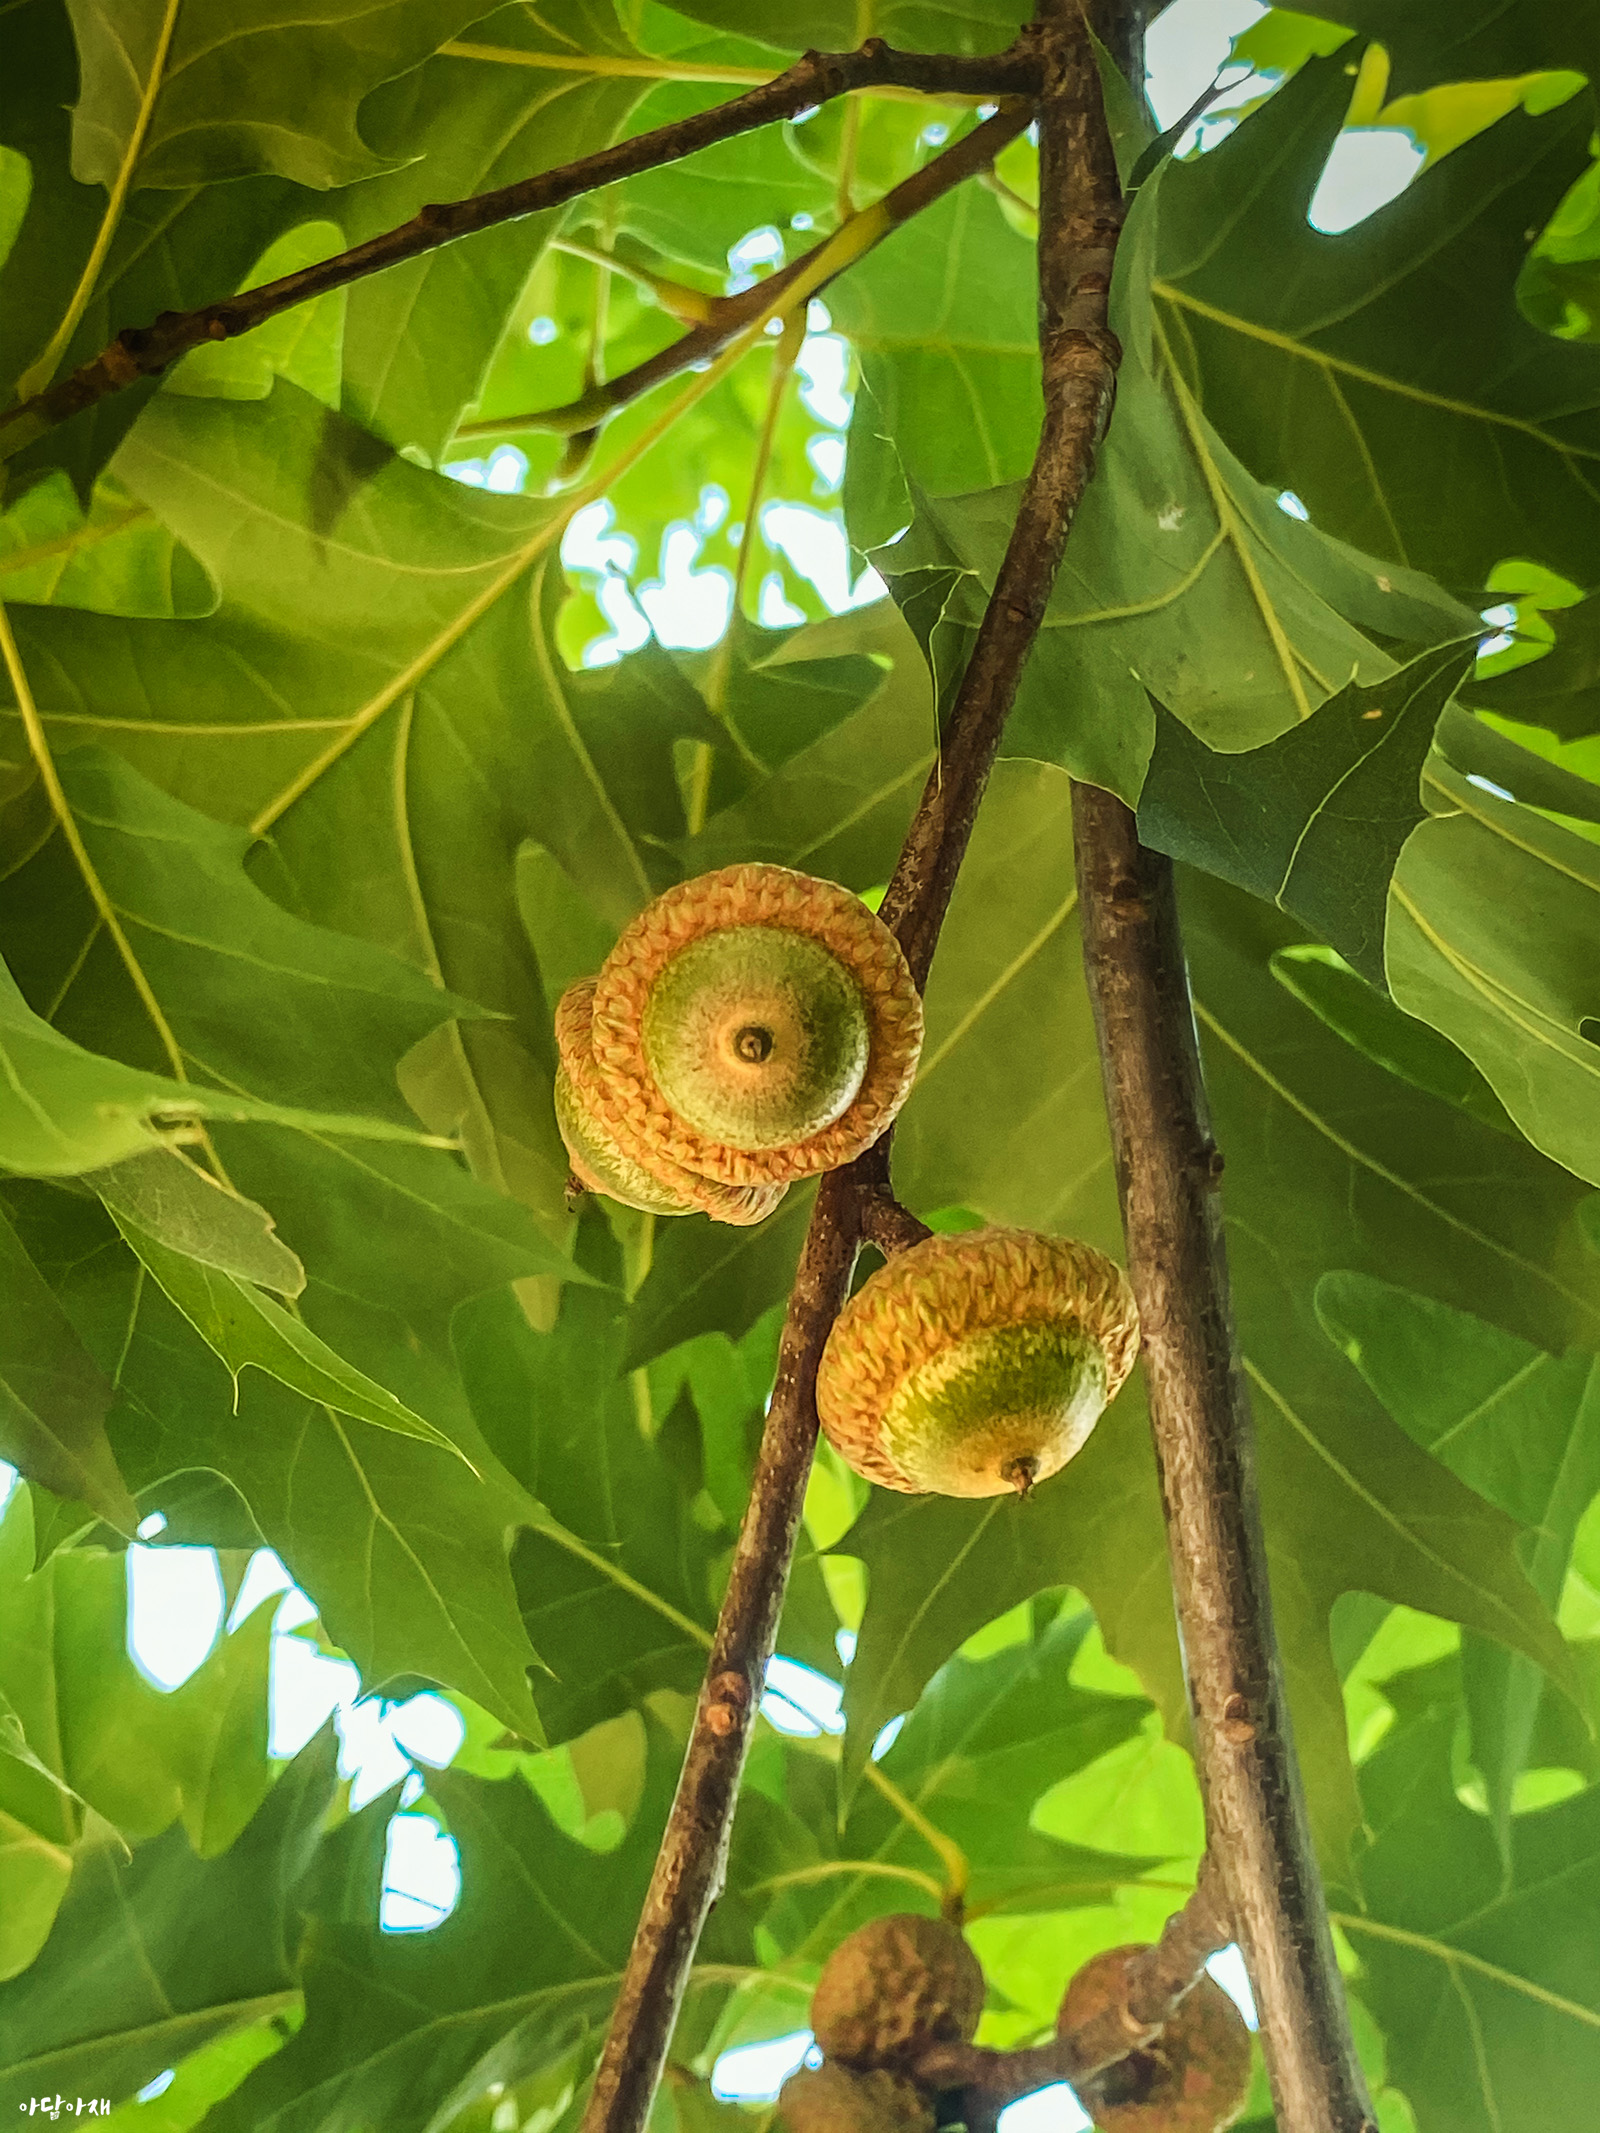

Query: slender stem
1070,786,1377,2133
576,17,1127,2133
454,104,1031,449
0,37,1041,463
861,1759,970,1914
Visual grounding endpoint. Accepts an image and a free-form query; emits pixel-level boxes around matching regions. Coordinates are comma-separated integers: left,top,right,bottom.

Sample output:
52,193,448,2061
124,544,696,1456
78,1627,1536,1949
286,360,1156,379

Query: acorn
554,979,786,1227
778,2064,934,2133
586,864,922,1188
810,1913,985,2071
816,1228,1139,1497
1059,1946,1252,2133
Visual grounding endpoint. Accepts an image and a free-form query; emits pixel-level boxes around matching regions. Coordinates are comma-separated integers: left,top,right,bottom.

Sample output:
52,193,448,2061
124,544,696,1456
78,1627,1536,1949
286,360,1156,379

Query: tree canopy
0,3,1598,2131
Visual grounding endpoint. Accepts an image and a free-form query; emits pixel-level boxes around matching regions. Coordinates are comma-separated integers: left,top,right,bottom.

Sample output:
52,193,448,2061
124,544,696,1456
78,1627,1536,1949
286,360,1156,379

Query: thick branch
0,36,1040,465
455,103,1032,449
915,1854,1233,2099
576,18,1126,2133
1069,786,1377,2133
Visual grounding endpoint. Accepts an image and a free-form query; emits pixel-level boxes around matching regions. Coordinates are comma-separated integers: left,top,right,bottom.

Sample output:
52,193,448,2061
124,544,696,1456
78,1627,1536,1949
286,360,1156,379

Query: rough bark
1071,784,1378,2133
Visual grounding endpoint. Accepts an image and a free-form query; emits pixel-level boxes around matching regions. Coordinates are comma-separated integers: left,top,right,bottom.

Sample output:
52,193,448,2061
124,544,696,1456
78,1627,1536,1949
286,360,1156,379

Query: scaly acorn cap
777,2064,935,2133
1058,1945,1252,2133
810,1912,985,2071
586,864,922,1186
554,980,786,1227
816,1228,1140,1497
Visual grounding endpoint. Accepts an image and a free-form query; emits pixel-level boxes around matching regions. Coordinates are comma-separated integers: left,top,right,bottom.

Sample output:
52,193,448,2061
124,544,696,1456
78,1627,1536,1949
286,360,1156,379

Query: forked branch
0,36,1040,465
576,14,1127,2133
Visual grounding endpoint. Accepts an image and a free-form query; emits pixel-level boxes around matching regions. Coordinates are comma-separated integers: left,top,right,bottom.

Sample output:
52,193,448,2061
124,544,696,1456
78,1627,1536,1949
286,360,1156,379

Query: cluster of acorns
779,1915,1252,2133
555,865,1141,1499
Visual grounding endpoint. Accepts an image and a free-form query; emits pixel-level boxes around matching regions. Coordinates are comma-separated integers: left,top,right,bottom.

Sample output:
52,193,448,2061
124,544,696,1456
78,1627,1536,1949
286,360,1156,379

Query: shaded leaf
114,1213,468,1462
89,1148,304,1296
1138,640,1476,987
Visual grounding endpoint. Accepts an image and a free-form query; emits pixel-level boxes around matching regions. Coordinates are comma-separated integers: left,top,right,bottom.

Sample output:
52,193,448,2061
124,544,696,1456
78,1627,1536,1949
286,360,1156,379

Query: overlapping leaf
1150,52,1600,590
205,1721,763,2133
1344,1691,1600,2133
1387,730,1600,1186
10,1180,547,1740
1139,640,1476,988
860,156,1471,801
0,1721,332,2113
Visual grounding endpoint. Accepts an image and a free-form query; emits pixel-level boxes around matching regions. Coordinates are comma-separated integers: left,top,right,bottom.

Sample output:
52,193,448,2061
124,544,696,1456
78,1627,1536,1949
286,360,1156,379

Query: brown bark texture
1070,783,1378,2133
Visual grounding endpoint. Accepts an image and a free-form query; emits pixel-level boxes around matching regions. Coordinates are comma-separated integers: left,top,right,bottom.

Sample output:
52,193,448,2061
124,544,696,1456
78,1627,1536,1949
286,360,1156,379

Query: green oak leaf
680,600,935,886
866,158,1471,801
1149,51,1600,589
658,0,1026,57
0,948,454,1177
0,1487,276,1978
10,1181,547,1741
1138,639,1478,988
1341,1692,1600,2133
0,469,214,618
622,1185,816,1371
1318,1270,1600,1849
61,0,498,197
757,1603,1158,1958
0,1204,131,1533
1386,740,1600,1187
114,1213,469,1464
330,3,654,460
1312,0,1600,99
457,1262,725,1745
1463,590,1600,742
0,1722,334,2113
89,1148,304,1296
203,1721,765,2133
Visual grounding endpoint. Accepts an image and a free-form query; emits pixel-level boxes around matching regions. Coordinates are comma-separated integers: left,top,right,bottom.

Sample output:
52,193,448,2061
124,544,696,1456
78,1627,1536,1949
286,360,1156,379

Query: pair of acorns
781,1913,1252,2133
555,864,1140,1501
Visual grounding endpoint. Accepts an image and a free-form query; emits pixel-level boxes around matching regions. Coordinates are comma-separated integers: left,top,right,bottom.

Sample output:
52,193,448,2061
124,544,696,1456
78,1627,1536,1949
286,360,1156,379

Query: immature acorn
777,2064,935,2133
1059,1947,1252,2133
816,1227,1139,1498
585,863,923,1188
810,1913,985,2071
554,979,786,1227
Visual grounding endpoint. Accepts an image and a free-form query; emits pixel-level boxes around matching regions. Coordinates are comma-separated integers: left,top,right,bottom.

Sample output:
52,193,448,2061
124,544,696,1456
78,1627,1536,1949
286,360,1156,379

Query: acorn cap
816,1228,1140,1497
1058,1945,1252,2133
587,864,922,1187
777,2064,934,2133
554,980,787,1228
810,1912,985,2070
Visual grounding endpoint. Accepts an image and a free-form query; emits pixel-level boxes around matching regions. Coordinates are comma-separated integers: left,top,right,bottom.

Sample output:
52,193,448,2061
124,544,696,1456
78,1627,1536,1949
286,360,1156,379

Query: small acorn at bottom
816,1228,1139,1497
1059,1946,1252,2133
777,2064,934,2133
810,1913,985,2070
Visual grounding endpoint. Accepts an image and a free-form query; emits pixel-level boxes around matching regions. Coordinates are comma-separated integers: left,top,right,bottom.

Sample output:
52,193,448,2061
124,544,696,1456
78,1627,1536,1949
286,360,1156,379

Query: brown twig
913,1855,1233,2097
576,16,1127,2133
1070,783,1378,2133
0,37,1041,465
454,102,1032,448
857,1192,934,1258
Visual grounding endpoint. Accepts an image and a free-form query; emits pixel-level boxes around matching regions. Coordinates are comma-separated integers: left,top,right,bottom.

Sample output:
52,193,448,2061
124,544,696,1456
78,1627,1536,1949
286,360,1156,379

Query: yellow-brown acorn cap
811,1913,985,2070
816,1227,1140,1496
554,980,787,1228
1058,1945,1252,2133
587,865,922,1187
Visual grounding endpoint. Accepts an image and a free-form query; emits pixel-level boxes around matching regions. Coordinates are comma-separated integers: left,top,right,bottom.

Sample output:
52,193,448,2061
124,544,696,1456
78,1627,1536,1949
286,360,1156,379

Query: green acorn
816,1228,1140,1497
